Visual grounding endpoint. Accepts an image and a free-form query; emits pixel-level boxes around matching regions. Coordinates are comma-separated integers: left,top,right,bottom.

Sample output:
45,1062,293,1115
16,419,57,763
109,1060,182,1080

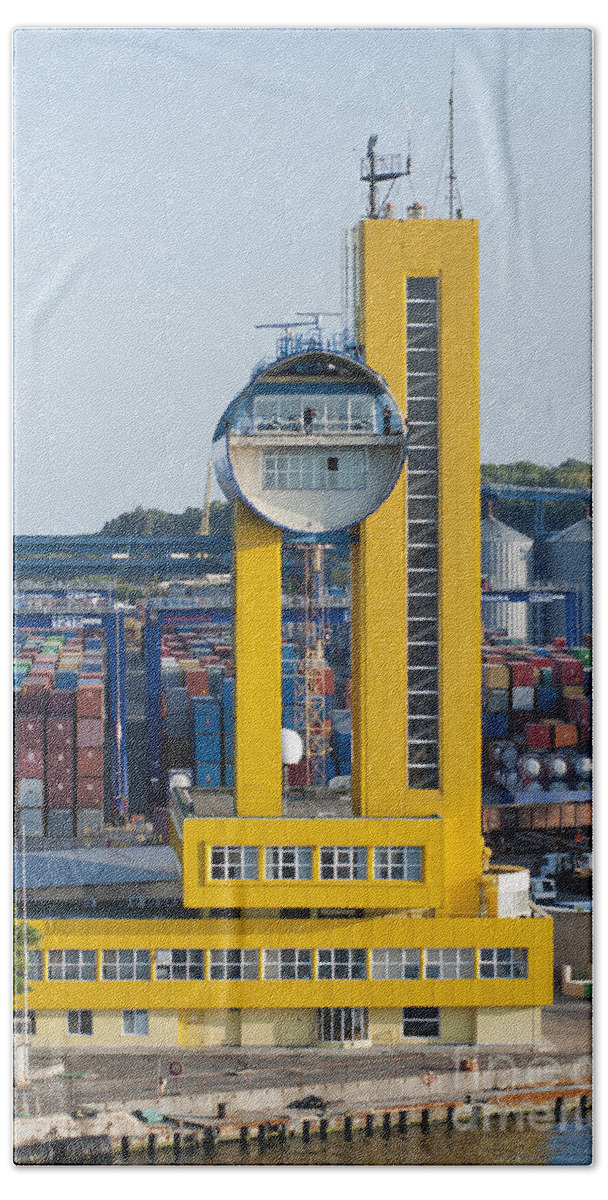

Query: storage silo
481,508,533,642
545,514,592,642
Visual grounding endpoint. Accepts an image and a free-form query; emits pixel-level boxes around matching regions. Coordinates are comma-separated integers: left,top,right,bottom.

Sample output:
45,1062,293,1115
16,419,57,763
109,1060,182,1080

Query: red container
77,719,103,748
21,676,50,692
16,688,49,715
553,657,585,688
77,747,104,777
287,761,310,786
76,777,104,807
47,748,73,774
76,685,104,719
185,668,210,697
17,747,44,778
46,717,74,751
48,689,75,715
47,776,75,807
16,716,44,749
510,661,535,686
525,723,552,750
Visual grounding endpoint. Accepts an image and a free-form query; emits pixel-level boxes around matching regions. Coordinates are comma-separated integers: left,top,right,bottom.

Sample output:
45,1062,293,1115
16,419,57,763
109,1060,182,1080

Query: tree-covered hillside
96,461,591,541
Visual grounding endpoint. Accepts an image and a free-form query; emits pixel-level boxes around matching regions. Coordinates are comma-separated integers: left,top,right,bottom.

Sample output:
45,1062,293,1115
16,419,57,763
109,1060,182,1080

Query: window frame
209,949,259,981
47,949,98,982
478,947,529,980
402,1006,440,1038
317,948,367,981
264,845,313,881
263,948,313,980
373,846,423,882
424,947,475,980
319,845,367,881
370,948,421,980
67,1009,93,1037
122,1009,149,1037
209,845,259,881
155,949,205,981
101,949,151,981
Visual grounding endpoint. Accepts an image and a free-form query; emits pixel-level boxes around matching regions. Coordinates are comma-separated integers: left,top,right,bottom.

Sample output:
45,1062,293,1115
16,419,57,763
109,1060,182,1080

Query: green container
583,982,592,1000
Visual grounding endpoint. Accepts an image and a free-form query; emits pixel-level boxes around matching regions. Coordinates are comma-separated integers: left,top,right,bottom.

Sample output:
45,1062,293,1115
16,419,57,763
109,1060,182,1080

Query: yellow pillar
355,217,483,914
233,499,283,816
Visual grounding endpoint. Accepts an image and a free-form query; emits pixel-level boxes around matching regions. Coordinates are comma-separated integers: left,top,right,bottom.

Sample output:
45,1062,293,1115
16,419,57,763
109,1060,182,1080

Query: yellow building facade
18,217,553,1049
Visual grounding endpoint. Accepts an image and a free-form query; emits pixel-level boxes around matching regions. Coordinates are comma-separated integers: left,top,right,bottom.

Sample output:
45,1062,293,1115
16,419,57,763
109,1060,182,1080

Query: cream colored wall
32,1009,178,1047
240,1008,316,1046
439,1008,475,1044
200,1008,241,1046
368,1007,402,1045
475,1006,542,1045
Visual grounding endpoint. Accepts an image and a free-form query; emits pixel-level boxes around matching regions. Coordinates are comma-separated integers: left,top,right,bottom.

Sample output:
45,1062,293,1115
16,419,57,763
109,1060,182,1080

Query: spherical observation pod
213,350,407,533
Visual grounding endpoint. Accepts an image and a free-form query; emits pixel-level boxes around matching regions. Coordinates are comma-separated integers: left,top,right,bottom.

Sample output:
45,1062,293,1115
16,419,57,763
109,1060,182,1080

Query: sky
13,26,592,534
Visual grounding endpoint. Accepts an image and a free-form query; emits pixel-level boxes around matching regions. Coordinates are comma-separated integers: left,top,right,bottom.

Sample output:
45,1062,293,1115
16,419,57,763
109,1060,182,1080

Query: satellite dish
281,728,303,765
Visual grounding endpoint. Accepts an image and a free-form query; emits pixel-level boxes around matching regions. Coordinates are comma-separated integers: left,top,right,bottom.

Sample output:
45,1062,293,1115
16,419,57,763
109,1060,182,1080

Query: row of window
209,845,423,882
262,449,367,492
15,1007,442,1041
30,946,529,983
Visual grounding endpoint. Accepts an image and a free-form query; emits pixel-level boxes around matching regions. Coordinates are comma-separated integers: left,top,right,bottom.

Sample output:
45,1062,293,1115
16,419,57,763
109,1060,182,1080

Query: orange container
77,685,104,719
77,748,104,777
554,723,578,748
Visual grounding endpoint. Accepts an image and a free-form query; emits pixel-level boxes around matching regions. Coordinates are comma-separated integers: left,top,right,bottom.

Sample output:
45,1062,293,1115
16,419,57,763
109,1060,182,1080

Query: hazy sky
13,26,592,534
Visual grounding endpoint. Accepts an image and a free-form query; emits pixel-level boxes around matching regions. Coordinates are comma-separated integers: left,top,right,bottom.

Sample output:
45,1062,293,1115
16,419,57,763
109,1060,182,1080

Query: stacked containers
14,629,107,837
192,696,222,787
482,639,592,797
223,677,234,787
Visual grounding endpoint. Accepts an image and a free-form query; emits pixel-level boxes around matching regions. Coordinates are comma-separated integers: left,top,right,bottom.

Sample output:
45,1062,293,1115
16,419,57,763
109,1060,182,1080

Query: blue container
224,763,234,787
192,701,221,735
224,732,234,760
165,686,189,714
324,758,337,783
282,706,296,728
55,670,78,690
282,683,296,706
482,713,509,739
536,685,558,714
282,644,296,661
85,637,102,651
165,713,189,737
196,762,222,788
195,733,222,763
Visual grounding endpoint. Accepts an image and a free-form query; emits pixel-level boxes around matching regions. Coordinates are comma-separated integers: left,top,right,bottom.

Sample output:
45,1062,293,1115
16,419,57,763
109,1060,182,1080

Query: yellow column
233,499,283,816
355,218,483,913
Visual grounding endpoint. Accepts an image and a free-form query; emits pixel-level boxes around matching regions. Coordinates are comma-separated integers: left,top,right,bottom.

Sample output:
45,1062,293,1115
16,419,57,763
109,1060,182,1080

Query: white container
76,808,103,835
511,685,534,711
17,778,44,807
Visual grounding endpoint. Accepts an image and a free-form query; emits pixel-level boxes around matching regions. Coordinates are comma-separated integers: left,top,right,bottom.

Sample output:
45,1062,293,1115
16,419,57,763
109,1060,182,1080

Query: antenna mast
360,136,410,218
448,71,455,218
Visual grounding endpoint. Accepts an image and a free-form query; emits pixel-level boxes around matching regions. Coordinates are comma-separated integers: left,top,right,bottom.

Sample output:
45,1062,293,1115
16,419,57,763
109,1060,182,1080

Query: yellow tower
18,215,553,1052
353,217,482,917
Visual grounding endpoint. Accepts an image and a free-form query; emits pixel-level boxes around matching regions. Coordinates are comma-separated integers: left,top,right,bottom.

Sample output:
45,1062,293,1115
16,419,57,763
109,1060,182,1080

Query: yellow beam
233,499,283,816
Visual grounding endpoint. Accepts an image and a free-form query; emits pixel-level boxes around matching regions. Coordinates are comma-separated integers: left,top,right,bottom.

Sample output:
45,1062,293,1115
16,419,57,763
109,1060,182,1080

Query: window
209,949,259,981
317,949,366,980
479,948,528,980
48,950,97,981
265,846,313,880
102,950,151,981
210,846,258,881
406,276,440,790
424,948,475,980
402,1007,440,1037
373,846,423,882
262,450,367,492
67,1010,92,1036
155,950,205,981
28,950,43,981
320,846,367,881
13,1010,36,1036
122,1009,149,1036
370,948,421,980
318,1007,369,1042
263,949,313,980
